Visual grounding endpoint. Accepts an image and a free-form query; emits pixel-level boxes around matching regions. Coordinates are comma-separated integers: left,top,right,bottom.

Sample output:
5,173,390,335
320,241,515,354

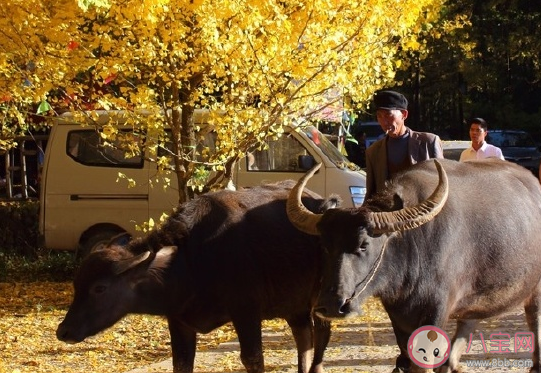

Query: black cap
374,90,408,110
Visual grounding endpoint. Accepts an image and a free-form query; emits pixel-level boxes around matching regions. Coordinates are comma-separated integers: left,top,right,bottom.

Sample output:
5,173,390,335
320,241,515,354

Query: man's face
376,109,408,138
469,123,487,144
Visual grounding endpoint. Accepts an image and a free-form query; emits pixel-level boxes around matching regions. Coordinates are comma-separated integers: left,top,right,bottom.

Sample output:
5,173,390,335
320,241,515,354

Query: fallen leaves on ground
0,282,237,373
0,282,388,373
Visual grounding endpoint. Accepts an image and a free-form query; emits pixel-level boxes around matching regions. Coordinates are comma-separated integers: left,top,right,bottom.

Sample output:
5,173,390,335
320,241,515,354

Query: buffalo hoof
436,366,462,373
391,368,408,373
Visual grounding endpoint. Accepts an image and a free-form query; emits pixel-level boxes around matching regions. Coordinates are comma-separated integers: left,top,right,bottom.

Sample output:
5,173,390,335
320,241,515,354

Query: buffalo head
286,160,448,318
56,245,176,343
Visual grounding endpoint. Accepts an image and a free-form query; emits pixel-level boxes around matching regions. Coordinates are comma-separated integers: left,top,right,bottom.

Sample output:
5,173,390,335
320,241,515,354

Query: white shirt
459,142,505,161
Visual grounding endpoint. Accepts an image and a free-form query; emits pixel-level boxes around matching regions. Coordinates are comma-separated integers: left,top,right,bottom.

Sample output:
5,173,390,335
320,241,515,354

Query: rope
346,235,391,302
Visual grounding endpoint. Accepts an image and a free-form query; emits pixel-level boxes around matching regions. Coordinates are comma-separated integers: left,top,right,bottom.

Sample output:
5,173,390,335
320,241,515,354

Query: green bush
0,251,77,282
0,201,40,257
0,201,78,282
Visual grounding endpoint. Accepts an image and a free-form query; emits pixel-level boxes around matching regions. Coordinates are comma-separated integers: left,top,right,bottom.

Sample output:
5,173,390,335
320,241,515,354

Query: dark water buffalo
287,159,541,373
56,181,339,373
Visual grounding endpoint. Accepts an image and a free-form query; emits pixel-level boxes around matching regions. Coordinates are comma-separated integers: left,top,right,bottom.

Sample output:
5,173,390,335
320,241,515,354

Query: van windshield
302,126,359,170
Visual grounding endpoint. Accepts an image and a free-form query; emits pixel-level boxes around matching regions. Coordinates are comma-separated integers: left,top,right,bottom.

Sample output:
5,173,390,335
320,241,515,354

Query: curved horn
286,163,323,236
369,159,449,234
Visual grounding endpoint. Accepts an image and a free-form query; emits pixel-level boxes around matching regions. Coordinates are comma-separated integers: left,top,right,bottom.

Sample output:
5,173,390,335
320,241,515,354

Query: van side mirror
298,155,315,170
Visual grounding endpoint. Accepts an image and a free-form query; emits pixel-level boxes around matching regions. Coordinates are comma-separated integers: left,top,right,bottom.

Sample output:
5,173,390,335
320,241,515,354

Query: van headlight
349,186,366,208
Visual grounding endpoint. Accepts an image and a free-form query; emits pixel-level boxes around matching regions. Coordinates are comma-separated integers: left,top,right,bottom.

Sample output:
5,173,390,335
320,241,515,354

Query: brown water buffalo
56,181,341,373
287,158,541,373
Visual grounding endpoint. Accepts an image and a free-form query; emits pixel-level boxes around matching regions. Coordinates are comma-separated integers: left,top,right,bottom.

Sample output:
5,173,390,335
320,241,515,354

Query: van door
40,123,151,252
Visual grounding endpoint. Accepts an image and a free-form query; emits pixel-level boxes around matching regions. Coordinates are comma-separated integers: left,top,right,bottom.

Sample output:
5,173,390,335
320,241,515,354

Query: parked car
441,140,470,161
487,130,541,174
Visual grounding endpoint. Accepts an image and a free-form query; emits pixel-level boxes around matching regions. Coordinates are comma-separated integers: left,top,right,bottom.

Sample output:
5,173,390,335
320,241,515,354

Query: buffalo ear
321,195,341,211
113,251,153,275
150,246,177,271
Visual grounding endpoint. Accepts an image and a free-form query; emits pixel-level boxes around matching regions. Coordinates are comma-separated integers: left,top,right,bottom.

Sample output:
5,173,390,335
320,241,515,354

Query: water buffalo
56,181,340,373
287,158,541,373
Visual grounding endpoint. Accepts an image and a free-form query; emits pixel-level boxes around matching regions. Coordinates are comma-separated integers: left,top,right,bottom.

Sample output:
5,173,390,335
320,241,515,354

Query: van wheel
78,229,124,259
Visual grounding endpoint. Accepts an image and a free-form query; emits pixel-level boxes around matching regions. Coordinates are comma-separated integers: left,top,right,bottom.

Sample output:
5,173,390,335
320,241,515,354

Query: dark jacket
365,127,444,199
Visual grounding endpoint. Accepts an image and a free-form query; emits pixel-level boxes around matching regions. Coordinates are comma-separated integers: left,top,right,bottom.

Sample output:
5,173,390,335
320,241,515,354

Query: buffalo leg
285,313,331,373
393,309,451,373
286,313,313,373
389,321,411,373
168,318,197,373
525,285,541,373
310,316,331,373
436,319,477,373
232,316,265,373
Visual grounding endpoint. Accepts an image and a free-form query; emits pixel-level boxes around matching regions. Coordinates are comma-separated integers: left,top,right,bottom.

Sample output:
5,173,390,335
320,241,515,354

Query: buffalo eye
354,242,368,256
91,284,108,295
433,348,440,357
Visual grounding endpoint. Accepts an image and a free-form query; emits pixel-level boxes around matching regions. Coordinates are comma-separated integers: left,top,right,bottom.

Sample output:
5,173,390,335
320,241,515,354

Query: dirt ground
125,307,535,373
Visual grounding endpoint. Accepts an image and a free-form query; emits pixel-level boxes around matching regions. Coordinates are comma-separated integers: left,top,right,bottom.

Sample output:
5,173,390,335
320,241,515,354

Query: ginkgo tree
0,0,444,203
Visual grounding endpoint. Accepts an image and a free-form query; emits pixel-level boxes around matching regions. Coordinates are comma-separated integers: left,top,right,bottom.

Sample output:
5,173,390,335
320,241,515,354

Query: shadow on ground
126,308,534,373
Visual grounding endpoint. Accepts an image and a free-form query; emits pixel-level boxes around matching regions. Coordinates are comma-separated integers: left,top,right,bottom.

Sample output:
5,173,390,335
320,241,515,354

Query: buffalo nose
315,298,352,318
56,324,68,341
56,324,79,344
338,299,354,314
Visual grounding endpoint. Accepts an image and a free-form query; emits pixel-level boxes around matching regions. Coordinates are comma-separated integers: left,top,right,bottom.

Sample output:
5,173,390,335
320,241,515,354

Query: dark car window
488,132,536,148
67,130,144,168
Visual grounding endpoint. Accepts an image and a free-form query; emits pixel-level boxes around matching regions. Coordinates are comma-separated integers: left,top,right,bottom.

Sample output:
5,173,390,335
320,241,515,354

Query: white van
39,110,366,256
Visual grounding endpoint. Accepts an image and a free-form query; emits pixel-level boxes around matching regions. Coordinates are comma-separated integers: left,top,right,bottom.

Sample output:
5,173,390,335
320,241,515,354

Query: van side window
250,133,309,172
156,130,217,168
66,130,144,168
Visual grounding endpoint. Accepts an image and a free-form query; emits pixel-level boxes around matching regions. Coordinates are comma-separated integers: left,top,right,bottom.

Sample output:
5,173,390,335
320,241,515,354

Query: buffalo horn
286,163,323,236
369,159,449,234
